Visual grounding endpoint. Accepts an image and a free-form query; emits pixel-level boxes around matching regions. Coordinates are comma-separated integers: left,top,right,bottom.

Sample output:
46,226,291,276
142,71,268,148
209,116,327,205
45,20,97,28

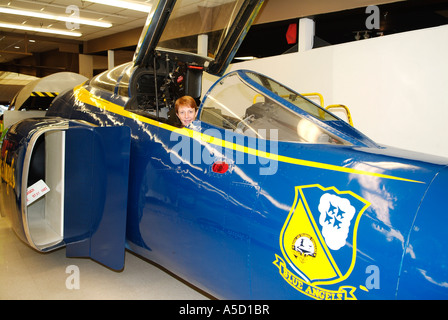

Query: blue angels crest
274,184,371,298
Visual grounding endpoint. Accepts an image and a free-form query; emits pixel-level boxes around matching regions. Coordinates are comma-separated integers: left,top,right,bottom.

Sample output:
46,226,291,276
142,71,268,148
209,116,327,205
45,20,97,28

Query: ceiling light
234,56,258,61
0,22,82,37
84,0,152,12
0,7,112,28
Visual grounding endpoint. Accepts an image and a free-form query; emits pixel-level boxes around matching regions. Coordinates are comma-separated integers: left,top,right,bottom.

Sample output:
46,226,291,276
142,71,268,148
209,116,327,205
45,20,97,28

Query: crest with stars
279,184,371,285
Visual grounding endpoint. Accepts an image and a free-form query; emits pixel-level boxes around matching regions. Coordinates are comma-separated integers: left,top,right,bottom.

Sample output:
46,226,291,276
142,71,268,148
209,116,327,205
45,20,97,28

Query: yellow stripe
73,85,424,184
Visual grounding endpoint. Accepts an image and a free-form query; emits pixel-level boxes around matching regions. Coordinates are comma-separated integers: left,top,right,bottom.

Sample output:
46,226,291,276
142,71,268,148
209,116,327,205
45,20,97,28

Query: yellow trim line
74,86,424,184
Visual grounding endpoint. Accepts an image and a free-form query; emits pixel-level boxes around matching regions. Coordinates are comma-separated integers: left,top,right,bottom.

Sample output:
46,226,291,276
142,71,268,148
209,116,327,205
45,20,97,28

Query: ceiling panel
0,0,148,37
1,0,402,43
1,0,447,69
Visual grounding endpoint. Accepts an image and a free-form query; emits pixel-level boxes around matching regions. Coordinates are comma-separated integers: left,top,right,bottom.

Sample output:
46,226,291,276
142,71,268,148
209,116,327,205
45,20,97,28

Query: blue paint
2,0,448,299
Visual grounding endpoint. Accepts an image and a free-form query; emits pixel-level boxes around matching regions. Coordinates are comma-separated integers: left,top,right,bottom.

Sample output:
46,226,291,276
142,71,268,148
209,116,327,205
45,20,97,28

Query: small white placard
27,179,50,206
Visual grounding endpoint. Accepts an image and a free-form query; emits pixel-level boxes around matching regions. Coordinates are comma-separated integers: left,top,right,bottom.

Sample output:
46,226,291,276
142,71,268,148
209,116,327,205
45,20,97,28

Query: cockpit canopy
200,70,376,146
134,0,263,75
159,0,244,57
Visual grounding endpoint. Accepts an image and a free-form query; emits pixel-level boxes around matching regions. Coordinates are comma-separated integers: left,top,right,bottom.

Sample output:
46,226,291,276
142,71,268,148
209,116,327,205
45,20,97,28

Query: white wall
203,25,448,158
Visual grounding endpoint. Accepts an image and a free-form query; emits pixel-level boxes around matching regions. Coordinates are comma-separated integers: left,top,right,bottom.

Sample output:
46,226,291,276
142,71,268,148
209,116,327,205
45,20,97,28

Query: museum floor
0,216,210,300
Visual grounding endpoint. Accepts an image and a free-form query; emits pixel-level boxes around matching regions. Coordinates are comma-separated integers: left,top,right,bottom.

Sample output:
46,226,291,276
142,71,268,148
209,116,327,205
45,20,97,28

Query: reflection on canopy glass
201,71,350,145
159,0,244,58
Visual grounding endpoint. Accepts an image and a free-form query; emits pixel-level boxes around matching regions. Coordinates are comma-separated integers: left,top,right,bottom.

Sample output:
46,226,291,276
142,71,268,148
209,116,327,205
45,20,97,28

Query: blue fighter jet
1,0,448,300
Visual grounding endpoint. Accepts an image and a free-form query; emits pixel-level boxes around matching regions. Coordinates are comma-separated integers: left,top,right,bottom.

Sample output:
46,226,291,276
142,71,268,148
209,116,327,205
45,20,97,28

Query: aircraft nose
397,165,448,299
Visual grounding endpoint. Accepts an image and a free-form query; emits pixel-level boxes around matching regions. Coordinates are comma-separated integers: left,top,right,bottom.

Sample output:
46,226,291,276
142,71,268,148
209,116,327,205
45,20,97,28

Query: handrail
252,92,353,126
301,92,324,107
326,104,354,126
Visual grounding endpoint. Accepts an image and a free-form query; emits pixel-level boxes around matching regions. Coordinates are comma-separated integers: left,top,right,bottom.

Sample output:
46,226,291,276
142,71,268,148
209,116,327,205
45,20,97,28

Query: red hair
175,96,198,113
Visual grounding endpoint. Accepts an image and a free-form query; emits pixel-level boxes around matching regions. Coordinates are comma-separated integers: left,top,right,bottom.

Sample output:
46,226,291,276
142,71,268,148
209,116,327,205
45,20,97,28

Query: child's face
177,105,198,127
